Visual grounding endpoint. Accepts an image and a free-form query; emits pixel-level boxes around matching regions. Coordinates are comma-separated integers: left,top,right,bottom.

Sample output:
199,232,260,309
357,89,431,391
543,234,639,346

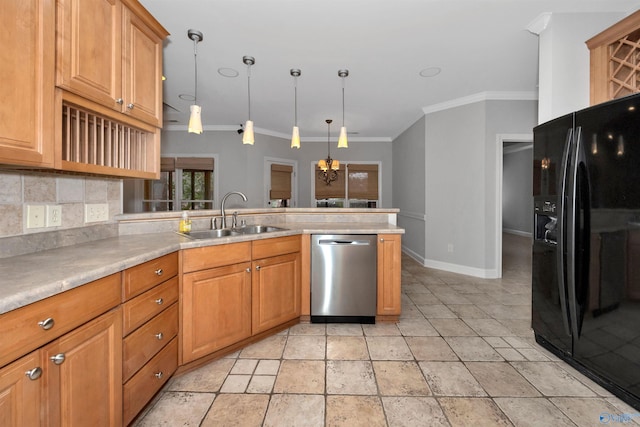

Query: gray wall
393,98,537,277
503,145,533,236
392,116,426,261
158,129,394,209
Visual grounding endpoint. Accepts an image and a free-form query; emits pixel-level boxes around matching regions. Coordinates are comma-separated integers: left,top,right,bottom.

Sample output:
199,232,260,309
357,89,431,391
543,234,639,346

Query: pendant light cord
294,77,298,126
247,63,252,120
193,38,198,105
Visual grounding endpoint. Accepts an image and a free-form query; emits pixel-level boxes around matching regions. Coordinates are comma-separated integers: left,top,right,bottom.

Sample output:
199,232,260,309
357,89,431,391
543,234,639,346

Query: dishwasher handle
318,239,371,246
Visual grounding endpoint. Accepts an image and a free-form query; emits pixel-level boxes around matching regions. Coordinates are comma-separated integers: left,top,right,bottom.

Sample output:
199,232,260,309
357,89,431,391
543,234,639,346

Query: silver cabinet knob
155,332,164,340
255,266,261,271
115,98,124,105
155,298,164,305
127,103,134,110
50,353,65,365
246,268,251,273
380,238,384,242
155,268,163,276
38,317,55,330
154,371,163,379
25,367,42,380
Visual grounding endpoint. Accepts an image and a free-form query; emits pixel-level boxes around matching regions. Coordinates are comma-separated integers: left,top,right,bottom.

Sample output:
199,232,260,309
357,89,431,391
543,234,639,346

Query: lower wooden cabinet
182,262,252,364
123,338,177,425
42,308,123,427
252,252,301,334
0,350,41,426
377,234,402,319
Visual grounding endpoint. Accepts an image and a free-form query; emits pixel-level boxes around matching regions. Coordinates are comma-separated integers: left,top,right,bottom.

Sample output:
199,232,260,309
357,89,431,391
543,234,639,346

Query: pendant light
290,69,301,149
337,69,349,148
187,29,203,134
318,119,340,185
242,55,255,145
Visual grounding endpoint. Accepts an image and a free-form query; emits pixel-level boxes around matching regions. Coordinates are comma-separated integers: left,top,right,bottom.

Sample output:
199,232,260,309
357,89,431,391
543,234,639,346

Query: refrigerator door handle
556,127,573,336
566,126,582,339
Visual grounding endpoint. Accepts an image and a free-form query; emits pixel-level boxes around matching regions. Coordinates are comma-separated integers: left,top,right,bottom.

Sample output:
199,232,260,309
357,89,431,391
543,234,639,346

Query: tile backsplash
0,170,121,241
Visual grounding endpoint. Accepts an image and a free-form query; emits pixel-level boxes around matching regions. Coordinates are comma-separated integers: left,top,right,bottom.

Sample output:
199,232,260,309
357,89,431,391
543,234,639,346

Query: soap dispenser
179,211,191,233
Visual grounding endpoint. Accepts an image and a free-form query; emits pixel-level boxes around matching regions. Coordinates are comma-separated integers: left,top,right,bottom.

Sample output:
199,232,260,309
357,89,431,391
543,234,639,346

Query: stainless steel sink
180,229,242,239
237,225,285,234
178,225,285,240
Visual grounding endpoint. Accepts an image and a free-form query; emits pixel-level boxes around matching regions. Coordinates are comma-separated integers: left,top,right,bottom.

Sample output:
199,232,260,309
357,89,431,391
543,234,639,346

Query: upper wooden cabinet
587,10,640,105
56,0,166,127
0,0,55,168
0,0,167,178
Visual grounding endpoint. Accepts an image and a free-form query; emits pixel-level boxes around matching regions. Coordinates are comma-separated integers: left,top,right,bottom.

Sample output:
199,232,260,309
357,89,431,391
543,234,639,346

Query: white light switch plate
27,205,46,229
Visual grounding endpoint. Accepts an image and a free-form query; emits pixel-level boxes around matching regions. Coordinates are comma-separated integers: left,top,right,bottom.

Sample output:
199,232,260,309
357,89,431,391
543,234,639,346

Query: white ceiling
141,0,638,141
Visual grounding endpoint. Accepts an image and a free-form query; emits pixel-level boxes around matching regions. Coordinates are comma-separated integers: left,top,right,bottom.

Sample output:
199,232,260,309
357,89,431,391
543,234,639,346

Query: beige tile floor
132,234,640,426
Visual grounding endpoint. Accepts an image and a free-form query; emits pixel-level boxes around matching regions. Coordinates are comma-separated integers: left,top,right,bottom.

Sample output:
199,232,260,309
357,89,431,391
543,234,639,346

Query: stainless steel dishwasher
311,234,377,323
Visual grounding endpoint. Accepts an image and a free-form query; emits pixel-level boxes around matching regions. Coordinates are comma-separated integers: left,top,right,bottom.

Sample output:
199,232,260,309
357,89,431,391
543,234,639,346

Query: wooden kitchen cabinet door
41,308,122,427
0,0,55,168
182,263,252,363
56,0,122,109
377,234,402,319
252,252,301,335
0,350,41,427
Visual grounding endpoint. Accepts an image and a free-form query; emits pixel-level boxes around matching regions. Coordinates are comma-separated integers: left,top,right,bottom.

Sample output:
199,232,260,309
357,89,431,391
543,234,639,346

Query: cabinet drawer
123,337,178,426
123,302,178,381
252,235,301,260
182,242,251,273
0,273,121,368
122,276,178,336
123,252,178,300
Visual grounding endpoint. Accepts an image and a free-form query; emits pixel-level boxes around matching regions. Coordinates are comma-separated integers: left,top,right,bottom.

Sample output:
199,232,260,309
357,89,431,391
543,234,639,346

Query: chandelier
318,119,340,185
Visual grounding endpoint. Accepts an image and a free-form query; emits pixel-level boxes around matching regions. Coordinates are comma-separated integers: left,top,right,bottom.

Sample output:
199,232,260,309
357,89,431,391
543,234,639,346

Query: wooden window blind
175,157,214,171
270,164,293,199
347,164,379,200
314,165,346,199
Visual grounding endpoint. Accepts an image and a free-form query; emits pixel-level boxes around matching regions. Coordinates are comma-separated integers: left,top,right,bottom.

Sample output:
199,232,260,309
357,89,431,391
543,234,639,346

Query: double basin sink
180,225,286,240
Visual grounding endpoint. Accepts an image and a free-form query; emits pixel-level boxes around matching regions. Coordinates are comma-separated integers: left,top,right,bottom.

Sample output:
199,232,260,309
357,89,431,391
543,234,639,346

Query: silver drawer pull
38,318,55,330
155,268,163,276
25,367,42,381
155,332,164,340
155,298,164,305
155,371,163,379
50,353,65,365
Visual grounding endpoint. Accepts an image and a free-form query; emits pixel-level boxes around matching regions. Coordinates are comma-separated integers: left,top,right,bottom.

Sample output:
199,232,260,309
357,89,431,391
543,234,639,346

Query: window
142,157,214,211
270,164,293,207
314,163,379,208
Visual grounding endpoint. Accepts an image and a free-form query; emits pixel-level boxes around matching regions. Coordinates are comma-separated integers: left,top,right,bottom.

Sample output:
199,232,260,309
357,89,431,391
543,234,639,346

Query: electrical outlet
27,205,46,229
46,205,62,227
84,203,109,223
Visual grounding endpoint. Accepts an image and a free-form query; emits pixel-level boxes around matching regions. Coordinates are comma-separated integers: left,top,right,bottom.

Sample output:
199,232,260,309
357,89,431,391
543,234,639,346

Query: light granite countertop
0,223,403,315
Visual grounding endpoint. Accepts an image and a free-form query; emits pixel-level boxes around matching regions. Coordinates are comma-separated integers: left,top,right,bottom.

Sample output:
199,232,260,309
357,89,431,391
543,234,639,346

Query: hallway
132,234,637,426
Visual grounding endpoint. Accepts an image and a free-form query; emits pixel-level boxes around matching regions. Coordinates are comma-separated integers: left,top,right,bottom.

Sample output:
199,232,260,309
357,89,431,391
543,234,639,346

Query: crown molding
421,91,538,115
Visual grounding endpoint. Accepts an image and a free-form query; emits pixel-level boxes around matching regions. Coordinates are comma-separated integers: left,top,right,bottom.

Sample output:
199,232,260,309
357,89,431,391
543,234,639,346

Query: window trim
310,160,382,207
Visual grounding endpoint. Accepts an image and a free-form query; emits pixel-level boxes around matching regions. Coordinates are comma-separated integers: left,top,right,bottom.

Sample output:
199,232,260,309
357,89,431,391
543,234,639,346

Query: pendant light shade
242,120,254,145
337,69,349,148
291,126,300,149
188,105,202,134
290,68,301,149
187,29,203,135
242,56,255,145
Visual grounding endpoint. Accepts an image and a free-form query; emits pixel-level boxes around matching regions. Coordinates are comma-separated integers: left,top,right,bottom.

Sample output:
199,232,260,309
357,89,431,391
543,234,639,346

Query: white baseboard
423,258,500,279
402,246,425,265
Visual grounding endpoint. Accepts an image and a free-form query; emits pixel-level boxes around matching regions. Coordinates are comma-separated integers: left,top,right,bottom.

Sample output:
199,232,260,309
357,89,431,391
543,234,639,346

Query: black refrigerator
532,93,640,409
